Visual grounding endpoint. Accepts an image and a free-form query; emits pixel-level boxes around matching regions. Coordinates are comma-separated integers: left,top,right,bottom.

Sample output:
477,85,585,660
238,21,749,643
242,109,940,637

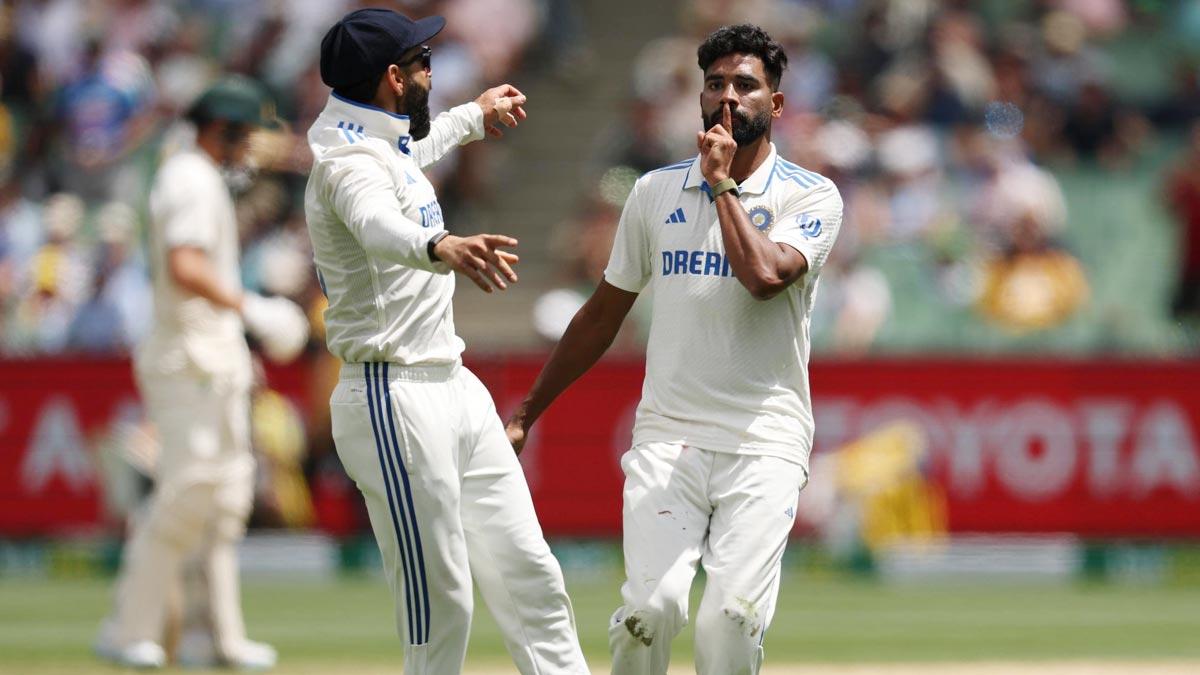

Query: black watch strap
427,230,450,261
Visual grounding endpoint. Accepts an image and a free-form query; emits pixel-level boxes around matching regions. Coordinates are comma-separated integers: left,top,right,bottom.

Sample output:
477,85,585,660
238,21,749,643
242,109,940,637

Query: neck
729,135,771,183
370,88,401,116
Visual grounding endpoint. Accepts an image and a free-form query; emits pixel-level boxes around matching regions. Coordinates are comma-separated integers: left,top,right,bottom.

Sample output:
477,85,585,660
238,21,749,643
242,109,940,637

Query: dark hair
333,48,419,104
697,24,788,91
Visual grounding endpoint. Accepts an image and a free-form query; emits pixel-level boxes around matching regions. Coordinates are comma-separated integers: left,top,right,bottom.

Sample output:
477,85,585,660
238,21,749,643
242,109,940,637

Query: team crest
748,205,775,232
796,213,822,238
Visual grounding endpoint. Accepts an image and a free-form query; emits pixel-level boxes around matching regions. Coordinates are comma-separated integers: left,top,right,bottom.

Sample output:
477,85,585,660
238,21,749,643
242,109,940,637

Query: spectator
6,193,87,354
0,3,41,111
1060,80,1139,165
876,124,946,241
1165,122,1200,321
1,0,1194,356
813,252,894,356
533,191,645,348
66,267,125,352
48,42,157,202
976,213,1089,333
94,200,151,348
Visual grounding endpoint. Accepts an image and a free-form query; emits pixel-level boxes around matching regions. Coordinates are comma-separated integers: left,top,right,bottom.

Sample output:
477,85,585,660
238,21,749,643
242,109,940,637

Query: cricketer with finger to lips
507,24,843,675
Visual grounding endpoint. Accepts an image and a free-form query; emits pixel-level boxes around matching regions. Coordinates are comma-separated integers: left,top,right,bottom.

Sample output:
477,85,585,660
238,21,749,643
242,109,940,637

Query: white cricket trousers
330,361,589,675
609,442,807,675
110,368,255,656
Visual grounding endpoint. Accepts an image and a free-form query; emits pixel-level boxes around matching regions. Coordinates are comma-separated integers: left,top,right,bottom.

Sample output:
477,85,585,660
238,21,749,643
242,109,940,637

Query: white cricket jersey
304,93,484,365
604,143,843,468
137,143,251,383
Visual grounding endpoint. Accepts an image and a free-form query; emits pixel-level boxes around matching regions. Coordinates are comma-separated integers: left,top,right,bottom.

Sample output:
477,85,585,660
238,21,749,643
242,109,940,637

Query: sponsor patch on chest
661,249,732,278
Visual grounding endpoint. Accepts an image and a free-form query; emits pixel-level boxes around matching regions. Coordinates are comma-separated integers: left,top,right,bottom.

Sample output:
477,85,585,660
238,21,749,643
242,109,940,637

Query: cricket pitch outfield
3,570,1198,673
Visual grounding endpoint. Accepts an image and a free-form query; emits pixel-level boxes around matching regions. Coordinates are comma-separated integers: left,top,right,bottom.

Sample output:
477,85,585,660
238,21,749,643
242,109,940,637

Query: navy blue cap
319,8,444,90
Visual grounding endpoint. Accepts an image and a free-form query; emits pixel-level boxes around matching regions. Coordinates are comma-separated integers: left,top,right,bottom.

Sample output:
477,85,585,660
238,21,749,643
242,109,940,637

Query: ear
771,90,784,119
386,64,405,97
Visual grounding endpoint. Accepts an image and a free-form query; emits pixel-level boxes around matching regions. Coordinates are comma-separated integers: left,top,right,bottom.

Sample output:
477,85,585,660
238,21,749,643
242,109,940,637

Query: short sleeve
769,181,843,276
157,160,221,251
603,178,652,293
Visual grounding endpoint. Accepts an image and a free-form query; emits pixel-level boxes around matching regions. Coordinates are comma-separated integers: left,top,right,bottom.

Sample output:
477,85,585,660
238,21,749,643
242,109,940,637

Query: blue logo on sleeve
796,213,822,239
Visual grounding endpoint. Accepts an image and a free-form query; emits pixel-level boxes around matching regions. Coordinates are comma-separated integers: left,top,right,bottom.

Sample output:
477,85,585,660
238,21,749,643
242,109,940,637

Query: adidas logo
664,207,686,224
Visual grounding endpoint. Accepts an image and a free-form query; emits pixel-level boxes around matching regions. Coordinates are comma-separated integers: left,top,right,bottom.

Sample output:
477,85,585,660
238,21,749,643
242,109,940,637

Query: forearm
354,210,445,273
410,102,484,168
168,251,243,311
512,305,623,430
715,192,790,298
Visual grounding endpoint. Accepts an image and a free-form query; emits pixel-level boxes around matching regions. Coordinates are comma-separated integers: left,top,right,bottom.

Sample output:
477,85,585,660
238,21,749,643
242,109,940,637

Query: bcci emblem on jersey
748,205,774,232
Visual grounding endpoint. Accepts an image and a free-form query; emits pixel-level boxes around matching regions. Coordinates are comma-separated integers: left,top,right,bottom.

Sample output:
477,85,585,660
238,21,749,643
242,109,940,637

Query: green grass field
3,568,1199,674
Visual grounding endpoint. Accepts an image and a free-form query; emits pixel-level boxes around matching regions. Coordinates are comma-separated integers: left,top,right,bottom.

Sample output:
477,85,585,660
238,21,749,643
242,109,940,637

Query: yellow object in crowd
834,421,947,552
251,389,314,529
978,249,1089,332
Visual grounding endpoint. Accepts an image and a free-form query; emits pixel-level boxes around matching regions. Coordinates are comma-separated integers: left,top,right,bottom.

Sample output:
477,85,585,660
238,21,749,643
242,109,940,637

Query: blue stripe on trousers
380,362,431,644
365,363,418,644
373,363,427,644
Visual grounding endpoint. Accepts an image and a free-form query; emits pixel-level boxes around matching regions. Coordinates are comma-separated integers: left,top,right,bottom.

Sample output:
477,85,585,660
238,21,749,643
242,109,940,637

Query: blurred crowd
0,0,563,356
544,0,1200,355
2,0,1199,359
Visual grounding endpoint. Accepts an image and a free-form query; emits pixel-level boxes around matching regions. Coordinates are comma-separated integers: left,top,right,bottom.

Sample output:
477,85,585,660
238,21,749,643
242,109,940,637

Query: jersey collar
683,142,778,198
322,92,414,154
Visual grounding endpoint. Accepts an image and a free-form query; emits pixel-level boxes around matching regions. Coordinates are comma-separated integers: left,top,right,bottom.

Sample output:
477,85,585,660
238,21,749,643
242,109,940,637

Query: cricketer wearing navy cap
320,8,444,90
304,7,590,675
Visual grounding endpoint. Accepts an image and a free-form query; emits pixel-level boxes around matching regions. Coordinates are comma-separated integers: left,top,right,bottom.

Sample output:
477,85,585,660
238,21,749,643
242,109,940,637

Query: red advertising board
2,357,1198,537
476,358,1200,538
806,360,1200,537
0,359,309,536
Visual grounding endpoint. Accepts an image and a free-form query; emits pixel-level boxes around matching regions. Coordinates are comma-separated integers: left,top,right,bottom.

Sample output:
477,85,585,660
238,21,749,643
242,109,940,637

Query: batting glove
241,293,310,363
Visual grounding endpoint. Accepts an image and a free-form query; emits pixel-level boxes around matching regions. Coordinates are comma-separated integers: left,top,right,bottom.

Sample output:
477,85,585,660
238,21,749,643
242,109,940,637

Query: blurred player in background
507,24,842,675
95,76,309,670
305,8,588,675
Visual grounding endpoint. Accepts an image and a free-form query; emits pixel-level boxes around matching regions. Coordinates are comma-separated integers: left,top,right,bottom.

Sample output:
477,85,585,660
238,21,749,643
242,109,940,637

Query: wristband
711,177,740,199
427,230,450,261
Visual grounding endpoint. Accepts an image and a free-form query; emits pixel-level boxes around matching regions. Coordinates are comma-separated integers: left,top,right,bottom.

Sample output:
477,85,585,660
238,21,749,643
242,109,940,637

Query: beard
403,79,432,140
704,106,771,145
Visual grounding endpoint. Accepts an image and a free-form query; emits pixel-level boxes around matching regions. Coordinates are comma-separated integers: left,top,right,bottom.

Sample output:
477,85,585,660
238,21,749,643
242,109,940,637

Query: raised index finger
722,102,732,133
